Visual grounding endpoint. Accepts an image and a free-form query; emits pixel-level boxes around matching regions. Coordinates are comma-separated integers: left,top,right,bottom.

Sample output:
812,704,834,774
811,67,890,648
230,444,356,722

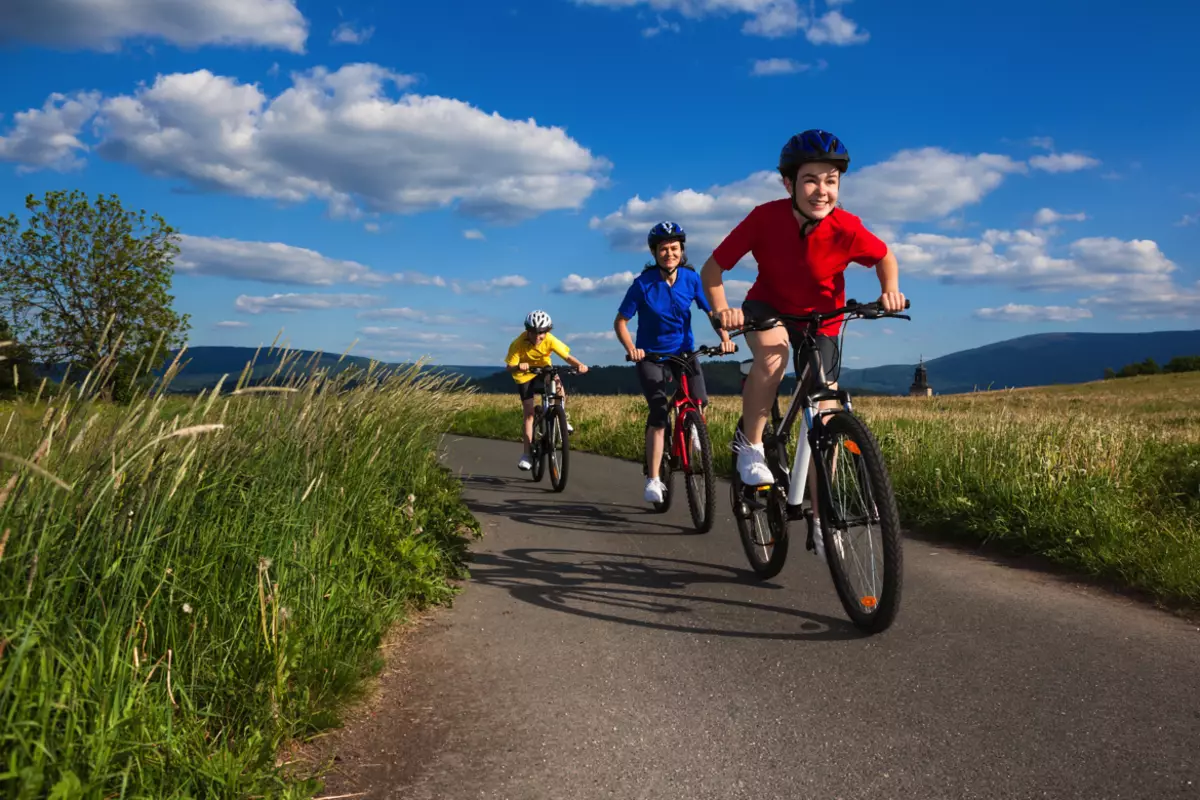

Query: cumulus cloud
805,10,868,44
556,271,638,295
572,0,874,40
11,63,607,221
0,0,308,52
331,22,373,44
214,320,251,328
1033,208,1087,225
751,58,811,75
0,91,100,173
451,275,529,294
1029,152,1101,173
843,148,1027,223
724,279,753,303
463,229,486,240
974,304,1093,322
392,271,448,287
176,235,391,285
566,331,618,341
359,327,458,343
234,292,384,314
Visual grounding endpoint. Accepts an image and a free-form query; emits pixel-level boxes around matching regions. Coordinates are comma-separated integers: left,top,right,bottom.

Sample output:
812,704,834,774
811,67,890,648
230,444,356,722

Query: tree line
1103,356,1200,380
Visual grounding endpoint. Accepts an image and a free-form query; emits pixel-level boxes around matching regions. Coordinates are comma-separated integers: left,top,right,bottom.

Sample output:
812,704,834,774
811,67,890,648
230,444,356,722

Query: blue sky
1,0,1197,369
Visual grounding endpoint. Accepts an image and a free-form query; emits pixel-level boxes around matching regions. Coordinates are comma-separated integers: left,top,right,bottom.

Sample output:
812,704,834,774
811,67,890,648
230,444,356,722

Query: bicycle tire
816,411,903,634
548,404,570,492
730,416,789,579
680,409,716,533
530,407,546,483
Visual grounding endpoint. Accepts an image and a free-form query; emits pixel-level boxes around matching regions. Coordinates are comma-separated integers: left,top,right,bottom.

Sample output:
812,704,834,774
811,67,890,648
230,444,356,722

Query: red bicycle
626,344,736,532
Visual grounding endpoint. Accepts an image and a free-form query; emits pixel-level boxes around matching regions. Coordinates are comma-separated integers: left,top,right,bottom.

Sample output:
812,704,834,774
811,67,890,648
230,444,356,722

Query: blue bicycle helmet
647,221,687,251
778,129,851,179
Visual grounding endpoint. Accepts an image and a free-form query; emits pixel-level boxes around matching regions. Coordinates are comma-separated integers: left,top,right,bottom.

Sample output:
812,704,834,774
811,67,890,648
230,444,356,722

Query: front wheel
548,404,570,492
680,410,716,533
530,407,546,483
815,411,903,634
730,416,789,579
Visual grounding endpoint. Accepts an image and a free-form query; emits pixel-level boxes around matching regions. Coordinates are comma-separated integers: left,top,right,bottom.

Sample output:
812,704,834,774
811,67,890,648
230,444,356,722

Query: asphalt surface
324,434,1200,800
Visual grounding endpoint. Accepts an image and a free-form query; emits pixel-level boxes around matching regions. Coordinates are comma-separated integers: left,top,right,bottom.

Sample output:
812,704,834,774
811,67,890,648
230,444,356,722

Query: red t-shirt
711,199,888,336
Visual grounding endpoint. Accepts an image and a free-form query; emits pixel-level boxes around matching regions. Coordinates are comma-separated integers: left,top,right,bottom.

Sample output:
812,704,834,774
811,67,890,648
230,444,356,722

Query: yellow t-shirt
505,332,571,384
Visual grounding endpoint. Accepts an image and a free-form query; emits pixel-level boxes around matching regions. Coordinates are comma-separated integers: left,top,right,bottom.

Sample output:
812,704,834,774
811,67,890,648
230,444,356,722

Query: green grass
0,350,479,798
449,373,1200,607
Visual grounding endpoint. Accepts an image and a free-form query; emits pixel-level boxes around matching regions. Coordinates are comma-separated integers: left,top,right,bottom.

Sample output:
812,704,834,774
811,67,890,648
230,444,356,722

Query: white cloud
214,320,251,328
556,271,638,295
0,91,100,173
463,229,486,240
359,327,458,343
355,307,459,324
1028,136,1055,150
176,235,390,285
1033,208,1087,225
234,292,384,314
77,63,607,221
1175,213,1198,227
1029,152,1101,173
751,58,811,75
0,0,307,52
392,271,448,287
364,222,381,233
451,275,529,294
974,304,1093,322
331,22,373,44
573,0,807,38
642,16,681,36
724,279,753,303
805,10,868,44
566,331,618,341
844,148,1027,223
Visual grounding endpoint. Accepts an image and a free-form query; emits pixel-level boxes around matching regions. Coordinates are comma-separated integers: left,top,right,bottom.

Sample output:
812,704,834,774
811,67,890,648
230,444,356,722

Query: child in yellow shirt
505,310,589,471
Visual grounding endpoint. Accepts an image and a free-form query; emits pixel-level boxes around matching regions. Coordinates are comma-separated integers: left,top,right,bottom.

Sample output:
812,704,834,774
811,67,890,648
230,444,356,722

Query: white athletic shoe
518,454,533,471
644,477,666,503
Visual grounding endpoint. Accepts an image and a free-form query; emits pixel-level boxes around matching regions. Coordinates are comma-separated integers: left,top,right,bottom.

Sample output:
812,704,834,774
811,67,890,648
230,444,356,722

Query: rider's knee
756,346,789,381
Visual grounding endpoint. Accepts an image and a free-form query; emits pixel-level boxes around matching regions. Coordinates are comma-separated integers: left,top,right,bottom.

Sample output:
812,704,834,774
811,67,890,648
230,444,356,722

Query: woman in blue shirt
614,221,736,504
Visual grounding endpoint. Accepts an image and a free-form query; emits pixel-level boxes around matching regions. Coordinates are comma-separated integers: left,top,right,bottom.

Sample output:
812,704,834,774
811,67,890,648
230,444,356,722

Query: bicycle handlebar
723,298,912,337
624,343,739,364
526,365,579,376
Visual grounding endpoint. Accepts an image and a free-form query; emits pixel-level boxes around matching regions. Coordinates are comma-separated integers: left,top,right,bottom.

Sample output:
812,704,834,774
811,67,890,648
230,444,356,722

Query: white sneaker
566,419,575,433
735,441,774,485
811,519,825,561
518,454,533,471
644,477,665,503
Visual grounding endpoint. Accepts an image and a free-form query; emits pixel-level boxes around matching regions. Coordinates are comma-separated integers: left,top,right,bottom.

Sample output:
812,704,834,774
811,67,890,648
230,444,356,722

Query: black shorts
741,298,841,381
515,379,539,402
636,354,709,429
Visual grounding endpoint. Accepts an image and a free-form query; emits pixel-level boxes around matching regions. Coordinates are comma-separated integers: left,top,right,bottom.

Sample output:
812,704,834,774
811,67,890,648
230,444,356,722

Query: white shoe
566,419,575,433
735,441,774,485
518,454,533,471
812,519,825,561
644,477,665,503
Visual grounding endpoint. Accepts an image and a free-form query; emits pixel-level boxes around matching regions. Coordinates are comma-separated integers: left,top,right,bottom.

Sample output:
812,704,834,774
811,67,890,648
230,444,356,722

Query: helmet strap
788,179,823,237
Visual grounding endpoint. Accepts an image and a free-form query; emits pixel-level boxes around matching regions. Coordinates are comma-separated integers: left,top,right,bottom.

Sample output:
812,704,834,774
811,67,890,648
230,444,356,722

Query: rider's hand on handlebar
879,291,906,314
518,362,530,372
627,348,645,362
718,340,737,355
577,363,589,374
712,307,743,331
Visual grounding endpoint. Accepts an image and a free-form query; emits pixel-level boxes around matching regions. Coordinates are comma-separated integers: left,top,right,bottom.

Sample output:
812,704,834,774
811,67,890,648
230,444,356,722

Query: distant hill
839,329,1200,395
32,330,1200,397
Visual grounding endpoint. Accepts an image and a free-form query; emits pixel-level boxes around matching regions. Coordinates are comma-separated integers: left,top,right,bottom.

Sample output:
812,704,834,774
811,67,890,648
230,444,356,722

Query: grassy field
0,351,479,798
450,372,1200,608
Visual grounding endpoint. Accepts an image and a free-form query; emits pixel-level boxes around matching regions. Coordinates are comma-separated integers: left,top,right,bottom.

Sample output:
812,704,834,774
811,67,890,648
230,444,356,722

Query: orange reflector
844,440,862,455
861,596,877,608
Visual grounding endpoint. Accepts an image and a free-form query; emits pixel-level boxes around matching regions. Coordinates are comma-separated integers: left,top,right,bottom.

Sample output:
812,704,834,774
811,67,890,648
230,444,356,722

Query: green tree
0,316,35,396
0,190,190,399
1103,367,1116,380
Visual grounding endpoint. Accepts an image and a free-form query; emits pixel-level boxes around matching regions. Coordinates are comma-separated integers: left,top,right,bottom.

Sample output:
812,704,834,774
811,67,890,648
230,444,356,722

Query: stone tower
909,357,933,397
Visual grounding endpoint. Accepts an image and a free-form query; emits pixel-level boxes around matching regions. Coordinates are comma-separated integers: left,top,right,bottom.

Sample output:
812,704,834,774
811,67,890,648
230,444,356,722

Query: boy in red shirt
700,129,907,490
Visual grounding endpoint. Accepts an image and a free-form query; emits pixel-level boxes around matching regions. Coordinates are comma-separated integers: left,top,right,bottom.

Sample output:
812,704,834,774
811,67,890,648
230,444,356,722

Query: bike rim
825,433,885,614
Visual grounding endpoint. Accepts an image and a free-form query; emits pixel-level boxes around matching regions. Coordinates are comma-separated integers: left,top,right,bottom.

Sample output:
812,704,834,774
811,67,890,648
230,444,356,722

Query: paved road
324,434,1200,800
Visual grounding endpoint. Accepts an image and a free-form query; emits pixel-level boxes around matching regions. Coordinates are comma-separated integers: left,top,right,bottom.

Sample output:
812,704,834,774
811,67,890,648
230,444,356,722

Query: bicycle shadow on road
457,474,697,536
467,547,863,641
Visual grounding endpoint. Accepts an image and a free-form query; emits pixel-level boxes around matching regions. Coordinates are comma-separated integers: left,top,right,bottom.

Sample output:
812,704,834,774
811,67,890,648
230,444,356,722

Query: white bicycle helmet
524,309,553,332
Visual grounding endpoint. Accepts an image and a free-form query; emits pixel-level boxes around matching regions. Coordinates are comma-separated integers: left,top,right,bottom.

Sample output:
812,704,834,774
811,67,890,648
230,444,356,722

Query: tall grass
0,339,479,798
450,373,1200,606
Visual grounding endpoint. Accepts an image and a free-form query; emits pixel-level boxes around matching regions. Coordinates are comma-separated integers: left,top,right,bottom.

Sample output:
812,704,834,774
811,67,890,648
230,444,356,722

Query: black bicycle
525,365,577,492
625,344,737,532
723,298,911,634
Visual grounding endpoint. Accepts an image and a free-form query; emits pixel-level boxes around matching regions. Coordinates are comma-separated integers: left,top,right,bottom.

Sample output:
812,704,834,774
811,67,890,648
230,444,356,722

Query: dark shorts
741,298,841,381
515,379,539,402
636,354,709,429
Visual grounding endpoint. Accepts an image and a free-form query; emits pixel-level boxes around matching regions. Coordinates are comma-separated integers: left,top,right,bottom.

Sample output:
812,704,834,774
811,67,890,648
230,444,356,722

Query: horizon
2,0,1197,370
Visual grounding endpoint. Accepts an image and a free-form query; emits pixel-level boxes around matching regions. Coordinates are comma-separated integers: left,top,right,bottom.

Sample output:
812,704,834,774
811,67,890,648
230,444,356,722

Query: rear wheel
681,409,715,533
548,404,570,492
731,416,789,579
815,411,903,634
